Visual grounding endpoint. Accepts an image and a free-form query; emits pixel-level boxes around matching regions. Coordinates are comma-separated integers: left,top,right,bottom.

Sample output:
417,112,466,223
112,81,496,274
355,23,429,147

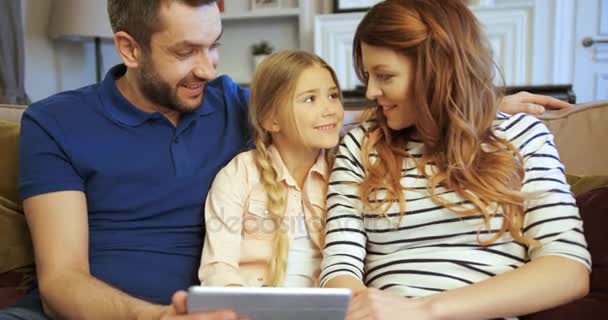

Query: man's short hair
107,0,218,49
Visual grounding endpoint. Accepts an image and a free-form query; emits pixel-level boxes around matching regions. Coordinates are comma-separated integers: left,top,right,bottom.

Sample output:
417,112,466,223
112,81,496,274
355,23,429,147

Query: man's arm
25,191,236,320
343,92,572,126
25,191,161,319
498,91,572,115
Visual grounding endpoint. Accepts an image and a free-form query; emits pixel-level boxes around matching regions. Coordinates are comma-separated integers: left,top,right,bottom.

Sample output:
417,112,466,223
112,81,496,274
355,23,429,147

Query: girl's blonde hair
249,50,342,286
353,0,534,246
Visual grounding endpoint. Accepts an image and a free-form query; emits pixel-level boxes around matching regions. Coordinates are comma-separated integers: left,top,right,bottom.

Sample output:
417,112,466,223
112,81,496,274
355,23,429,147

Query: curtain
0,0,30,105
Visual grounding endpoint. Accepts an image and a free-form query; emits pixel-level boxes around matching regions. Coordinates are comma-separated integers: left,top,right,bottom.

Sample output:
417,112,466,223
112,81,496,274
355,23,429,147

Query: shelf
221,8,300,21
216,0,313,84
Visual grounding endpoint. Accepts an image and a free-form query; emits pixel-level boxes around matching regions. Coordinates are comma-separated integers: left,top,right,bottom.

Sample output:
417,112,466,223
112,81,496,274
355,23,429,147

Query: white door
574,0,608,103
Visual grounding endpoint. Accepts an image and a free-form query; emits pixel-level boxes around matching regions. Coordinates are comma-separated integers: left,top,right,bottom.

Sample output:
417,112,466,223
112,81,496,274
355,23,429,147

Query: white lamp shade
48,0,114,40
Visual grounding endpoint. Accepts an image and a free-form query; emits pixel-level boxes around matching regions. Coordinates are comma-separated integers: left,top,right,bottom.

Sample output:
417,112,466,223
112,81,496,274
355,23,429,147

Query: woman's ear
113,31,142,68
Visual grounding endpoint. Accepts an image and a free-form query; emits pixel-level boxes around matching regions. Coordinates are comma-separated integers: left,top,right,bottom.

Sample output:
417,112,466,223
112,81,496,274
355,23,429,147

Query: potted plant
251,40,274,69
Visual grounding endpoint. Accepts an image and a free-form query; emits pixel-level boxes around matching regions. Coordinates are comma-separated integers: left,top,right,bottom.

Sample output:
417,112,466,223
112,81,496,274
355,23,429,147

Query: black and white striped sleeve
510,114,591,269
320,126,369,287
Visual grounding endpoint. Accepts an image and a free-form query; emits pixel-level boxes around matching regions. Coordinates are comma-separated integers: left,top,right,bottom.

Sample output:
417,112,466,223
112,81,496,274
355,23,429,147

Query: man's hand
159,291,239,320
499,91,573,115
160,291,239,320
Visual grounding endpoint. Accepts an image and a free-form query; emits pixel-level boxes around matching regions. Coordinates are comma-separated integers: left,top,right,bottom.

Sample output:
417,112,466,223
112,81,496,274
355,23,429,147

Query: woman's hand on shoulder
499,91,572,115
346,288,438,320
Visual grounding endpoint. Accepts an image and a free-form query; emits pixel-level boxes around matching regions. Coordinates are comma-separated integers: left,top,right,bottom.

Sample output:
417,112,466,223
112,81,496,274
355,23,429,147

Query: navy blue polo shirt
18,65,250,304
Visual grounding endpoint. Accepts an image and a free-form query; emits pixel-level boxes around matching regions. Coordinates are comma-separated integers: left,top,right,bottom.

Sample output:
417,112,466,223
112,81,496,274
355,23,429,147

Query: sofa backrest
0,105,24,206
0,104,26,124
2,101,607,175
538,100,608,176
341,100,608,177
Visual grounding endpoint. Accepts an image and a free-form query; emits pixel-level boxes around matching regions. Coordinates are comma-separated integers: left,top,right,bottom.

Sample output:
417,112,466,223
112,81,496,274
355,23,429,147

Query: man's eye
329,93,339,100
176,49,194,57
211,42,222,50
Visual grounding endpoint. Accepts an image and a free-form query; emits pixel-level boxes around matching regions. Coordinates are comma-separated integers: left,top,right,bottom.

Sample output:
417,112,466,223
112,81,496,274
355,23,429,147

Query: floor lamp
48,0,114,83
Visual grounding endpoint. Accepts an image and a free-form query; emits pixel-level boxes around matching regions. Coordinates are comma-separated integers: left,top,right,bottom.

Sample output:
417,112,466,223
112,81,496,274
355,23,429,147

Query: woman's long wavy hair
249,50,342,286
354,0,533,246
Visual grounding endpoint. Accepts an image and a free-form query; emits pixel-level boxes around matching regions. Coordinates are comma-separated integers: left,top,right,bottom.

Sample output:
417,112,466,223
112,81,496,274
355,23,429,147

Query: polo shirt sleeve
18,104,84,200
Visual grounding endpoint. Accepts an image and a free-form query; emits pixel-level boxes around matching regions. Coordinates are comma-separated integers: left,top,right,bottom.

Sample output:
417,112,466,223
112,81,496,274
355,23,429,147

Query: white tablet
187,286,351,320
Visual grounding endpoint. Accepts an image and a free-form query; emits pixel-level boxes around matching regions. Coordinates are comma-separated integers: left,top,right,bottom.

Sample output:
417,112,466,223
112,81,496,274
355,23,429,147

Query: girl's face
276,65,344,150
361,42,416,131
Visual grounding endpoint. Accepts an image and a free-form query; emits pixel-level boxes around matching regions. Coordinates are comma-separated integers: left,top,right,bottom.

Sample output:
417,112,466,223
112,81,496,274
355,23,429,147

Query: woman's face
361,42,416,131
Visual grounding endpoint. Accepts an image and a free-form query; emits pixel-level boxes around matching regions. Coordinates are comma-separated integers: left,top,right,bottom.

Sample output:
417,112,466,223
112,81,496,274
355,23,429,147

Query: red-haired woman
320,1,590,319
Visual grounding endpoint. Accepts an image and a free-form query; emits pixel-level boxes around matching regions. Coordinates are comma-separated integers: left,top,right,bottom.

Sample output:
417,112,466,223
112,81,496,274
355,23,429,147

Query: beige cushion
0,120,33,275
566,174,608,196
0,121,20,205
0,110,35,287
0,104,26,124
539,100,608,176
0,196,33,275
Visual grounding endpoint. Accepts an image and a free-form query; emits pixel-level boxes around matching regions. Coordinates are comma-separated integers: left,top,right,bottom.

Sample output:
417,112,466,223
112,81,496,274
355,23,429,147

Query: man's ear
113,31,143,68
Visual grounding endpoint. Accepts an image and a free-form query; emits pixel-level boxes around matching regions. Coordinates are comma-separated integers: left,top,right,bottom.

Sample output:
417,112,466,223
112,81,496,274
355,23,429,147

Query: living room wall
19,0,330,103
21,0,120,102
18,0,602,104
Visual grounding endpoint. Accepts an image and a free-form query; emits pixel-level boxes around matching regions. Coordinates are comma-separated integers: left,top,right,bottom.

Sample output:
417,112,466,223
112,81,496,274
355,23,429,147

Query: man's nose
193,52,217,80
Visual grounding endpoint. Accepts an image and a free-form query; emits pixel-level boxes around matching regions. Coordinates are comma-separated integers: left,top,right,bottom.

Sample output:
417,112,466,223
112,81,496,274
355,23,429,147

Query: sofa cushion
566,174,608,196
524,292,608,320
0,196,34,309
0,120,35,309
539,100,608,176
0,120,32,270
0,266,34,309
0,196,33,275
0,120,20,204
0,104,26,124
524,186,608,320
577,187,608,291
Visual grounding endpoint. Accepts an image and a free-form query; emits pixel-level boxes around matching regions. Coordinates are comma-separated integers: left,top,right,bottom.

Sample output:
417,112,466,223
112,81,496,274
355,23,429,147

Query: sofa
1,101,607,318
0,104,33,310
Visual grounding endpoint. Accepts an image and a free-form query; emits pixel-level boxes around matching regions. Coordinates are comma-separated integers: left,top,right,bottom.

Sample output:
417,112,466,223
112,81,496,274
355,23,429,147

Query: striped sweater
320,113,591,319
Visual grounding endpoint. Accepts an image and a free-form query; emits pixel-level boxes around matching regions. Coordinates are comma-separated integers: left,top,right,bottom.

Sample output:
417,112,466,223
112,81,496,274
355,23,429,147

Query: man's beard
137,57,203,114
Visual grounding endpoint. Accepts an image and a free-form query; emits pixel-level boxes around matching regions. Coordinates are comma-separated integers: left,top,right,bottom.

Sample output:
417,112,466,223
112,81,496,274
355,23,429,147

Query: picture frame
251,0,281,10
334,0,381,13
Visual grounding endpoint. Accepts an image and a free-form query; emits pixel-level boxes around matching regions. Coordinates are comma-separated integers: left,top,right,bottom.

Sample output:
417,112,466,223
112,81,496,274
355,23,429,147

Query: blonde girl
199,50,344,287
